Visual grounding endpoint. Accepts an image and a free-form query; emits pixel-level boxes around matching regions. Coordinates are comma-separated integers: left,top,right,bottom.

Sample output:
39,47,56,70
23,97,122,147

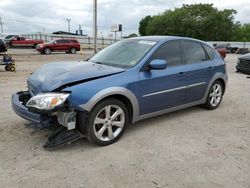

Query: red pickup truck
10,37,44,48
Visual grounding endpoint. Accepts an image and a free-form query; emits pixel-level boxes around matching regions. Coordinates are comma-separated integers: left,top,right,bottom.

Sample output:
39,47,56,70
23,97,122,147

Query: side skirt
137,100,204,122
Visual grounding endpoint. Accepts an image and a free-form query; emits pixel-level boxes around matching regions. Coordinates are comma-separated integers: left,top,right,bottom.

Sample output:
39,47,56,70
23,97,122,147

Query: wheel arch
202,72,228,103
215,78,226,95
80,87,139,123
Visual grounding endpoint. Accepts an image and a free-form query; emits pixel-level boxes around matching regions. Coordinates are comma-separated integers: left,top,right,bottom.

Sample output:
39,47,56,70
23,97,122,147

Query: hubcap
209,84,222,107
45,48,50,54
93,105,125,142
71,48,76,54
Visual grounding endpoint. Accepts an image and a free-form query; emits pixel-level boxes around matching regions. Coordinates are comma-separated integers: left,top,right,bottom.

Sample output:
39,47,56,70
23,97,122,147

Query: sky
0,0,250,37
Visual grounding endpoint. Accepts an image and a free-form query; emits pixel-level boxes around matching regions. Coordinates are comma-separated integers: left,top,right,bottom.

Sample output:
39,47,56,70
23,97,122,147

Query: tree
232,23,250,42
138,4,237,41
128,33,139,38
139,16,152,36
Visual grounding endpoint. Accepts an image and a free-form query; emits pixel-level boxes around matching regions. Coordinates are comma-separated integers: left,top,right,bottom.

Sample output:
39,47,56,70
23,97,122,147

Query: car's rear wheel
44,47,51,55
33,43,38,49
10,65,15,72
204,81,223,110
70,48,77,54
86,98,129,146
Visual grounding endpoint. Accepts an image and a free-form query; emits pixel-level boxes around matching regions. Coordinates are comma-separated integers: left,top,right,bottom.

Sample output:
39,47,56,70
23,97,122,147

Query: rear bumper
11,92,49,125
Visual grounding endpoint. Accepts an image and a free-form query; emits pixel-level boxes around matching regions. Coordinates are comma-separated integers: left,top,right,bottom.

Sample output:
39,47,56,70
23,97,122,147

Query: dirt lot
0,49,249,188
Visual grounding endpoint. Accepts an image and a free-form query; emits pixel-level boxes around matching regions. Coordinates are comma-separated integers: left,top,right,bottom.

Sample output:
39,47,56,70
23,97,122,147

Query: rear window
182,40,208,64
70,40,78,43
203,44,215,60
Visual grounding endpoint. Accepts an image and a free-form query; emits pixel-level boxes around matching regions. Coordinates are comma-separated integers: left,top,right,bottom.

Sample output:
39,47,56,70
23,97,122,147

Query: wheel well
44,47,52,52
215,78,226,95
99,94,134,123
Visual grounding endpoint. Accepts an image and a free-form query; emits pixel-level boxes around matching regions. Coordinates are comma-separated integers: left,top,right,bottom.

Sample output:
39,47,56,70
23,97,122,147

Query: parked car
4,34,20,44
12,36,227,147
215,48,226,59
0,39,7,52
10,36,43,48
36,39,80,54
236,53,250,74
213,43,238,54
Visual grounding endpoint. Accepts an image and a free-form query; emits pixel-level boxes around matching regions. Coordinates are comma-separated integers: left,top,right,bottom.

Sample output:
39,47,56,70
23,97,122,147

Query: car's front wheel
204,81,224,110
44,47,51,55
86,98,129,146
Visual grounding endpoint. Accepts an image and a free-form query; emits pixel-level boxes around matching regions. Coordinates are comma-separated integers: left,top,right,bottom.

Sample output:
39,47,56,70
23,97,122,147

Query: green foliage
139,4,238,41
139,16,152,36
232,23,250,41
128,33,139,38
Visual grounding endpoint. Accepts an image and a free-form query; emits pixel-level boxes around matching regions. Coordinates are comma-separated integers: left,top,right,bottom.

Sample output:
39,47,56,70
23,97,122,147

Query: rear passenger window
56,40,63,44
203,44,215,60
61,40,69,43
183,41,207,64
150,41,182,67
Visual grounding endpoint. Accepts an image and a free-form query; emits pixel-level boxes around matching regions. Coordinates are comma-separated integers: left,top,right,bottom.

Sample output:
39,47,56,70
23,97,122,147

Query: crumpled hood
27,61,125,94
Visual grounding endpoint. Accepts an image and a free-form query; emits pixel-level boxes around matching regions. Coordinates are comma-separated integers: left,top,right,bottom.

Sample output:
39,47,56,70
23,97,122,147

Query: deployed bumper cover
11,92,50,126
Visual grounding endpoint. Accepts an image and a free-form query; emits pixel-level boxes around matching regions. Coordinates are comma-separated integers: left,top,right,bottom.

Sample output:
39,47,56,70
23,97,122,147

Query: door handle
178,72,185,75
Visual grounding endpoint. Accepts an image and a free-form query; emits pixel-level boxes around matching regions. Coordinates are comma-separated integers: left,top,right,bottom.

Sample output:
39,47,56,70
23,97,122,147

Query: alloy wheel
209,83,222,107
93,105,125,142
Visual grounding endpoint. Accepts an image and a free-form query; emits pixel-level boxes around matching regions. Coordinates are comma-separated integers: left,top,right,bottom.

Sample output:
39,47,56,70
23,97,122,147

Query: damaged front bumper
12,91,86,149
11,91,79,129
11,91,51,127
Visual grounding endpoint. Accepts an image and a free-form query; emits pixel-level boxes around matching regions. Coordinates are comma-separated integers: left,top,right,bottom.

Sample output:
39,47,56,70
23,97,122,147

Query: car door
53,40,63,51
181,40,214,103
137,40,187,115
61,39,69,51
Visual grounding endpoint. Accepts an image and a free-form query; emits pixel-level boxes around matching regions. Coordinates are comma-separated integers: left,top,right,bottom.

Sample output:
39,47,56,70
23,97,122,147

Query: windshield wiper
89,60,104,65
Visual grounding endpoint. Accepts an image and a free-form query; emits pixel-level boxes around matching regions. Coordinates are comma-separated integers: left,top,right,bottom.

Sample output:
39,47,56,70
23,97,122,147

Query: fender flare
80,87,139,123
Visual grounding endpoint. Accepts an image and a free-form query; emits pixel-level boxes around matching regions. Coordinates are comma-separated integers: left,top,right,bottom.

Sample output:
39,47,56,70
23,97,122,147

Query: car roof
130,36,205,43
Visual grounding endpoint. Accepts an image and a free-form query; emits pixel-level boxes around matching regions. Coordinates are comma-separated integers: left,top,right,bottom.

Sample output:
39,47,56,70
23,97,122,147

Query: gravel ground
0,49,249,188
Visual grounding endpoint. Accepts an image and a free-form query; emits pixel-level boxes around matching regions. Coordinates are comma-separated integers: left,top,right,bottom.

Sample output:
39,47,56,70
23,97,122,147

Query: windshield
89,39,156,68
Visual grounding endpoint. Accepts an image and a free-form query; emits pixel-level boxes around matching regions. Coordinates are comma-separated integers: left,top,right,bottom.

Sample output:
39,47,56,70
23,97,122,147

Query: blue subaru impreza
12,36,227,146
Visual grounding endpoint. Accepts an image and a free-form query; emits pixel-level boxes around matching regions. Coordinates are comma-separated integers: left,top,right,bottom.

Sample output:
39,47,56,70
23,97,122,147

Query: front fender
69,87,139,123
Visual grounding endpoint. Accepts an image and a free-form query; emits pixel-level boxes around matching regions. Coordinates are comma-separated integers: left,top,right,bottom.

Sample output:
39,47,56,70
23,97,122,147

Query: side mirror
149,59,167,70
53,41,57,44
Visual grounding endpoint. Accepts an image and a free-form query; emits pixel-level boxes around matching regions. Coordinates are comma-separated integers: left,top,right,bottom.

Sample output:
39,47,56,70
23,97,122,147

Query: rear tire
33,43,38,49
204,81,224,110
10,65,15,72
70,48,77,54
84,98,129,146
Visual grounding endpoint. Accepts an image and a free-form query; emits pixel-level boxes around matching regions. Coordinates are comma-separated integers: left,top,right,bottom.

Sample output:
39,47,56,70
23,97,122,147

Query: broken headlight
26,93,70,110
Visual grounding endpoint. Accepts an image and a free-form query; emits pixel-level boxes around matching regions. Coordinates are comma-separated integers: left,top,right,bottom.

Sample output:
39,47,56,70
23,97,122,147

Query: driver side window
149,40,182,67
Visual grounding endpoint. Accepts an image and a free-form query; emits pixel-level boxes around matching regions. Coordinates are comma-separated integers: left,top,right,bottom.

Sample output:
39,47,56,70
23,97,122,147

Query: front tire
86,98,129,146
204,81,224,110
44,47,51,55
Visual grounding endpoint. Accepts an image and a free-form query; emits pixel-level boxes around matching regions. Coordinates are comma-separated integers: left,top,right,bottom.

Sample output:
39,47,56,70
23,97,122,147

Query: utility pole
93,0,97,54
66,18,71,33
0,17,3,33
